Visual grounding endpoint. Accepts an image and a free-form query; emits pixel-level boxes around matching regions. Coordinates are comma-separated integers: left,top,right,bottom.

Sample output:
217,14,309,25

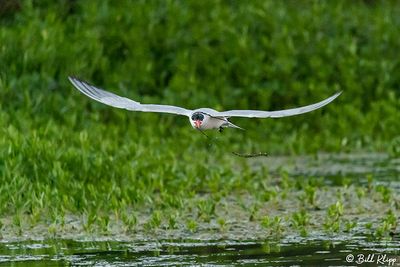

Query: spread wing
213,92,341,118
68,77,192,116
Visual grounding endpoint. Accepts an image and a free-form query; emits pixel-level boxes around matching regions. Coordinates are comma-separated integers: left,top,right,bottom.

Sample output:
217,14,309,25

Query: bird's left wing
213,92,341,118
68,77,192,116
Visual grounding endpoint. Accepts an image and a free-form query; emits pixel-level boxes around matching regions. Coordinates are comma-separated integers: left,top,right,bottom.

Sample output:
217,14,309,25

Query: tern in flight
69,77,341,132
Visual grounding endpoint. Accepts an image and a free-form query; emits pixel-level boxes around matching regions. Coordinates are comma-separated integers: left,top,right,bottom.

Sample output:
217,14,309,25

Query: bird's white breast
200,117,226,130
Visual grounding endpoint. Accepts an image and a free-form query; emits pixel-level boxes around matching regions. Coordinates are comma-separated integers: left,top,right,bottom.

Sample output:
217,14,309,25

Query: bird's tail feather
226,121,244,130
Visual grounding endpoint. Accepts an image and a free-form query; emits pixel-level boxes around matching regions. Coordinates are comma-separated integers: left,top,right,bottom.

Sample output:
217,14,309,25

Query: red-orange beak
194,120,202,128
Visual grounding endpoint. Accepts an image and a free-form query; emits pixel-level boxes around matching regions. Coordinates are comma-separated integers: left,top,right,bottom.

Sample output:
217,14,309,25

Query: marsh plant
0,0,399,243
121,211,137,232
324,201,344,233
291,210,310,236
375,185,392,204
261,215,284,237
196,199,216,223
145,210,162,231
186,219,198,233
167,213,179,230
297,183,318,208
217,217,227,232
375,210,398,239
343,220,357,233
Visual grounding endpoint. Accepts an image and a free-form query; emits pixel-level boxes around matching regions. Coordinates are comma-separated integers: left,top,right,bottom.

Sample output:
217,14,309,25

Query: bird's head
190,112,207,129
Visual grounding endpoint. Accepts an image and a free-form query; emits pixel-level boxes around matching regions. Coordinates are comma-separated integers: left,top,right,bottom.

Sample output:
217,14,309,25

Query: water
0,236,399,266
253,153,400,183
0,153,399,266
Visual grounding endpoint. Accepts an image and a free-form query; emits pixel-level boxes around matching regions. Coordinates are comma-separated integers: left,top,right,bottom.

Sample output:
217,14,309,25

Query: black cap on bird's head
191,113,204,121
191,112,205,128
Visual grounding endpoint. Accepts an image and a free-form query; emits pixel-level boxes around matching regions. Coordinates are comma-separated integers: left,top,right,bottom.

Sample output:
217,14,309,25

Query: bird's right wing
69,77,192,116
215,92,341,118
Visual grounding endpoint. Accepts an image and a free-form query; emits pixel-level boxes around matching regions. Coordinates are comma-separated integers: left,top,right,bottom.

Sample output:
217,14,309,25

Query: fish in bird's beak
194,120,202,128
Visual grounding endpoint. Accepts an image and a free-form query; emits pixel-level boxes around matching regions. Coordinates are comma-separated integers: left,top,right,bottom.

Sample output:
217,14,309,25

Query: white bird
69,77,341,132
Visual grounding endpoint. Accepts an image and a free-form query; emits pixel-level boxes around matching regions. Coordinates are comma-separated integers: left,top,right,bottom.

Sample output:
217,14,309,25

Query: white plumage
69,77,341,131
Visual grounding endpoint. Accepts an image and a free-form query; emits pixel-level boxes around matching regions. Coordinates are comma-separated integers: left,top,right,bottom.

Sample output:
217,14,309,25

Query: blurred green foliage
0,0,398,149
0,0,399,227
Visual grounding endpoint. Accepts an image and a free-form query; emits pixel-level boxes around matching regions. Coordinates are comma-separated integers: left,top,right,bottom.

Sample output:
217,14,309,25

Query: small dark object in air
232,152,268,158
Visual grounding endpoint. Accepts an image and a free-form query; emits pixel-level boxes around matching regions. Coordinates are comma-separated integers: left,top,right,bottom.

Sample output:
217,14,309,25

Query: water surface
1,153,399,266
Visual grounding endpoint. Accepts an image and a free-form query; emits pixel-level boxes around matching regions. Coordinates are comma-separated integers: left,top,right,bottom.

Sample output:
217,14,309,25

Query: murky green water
0,237,399,266
1,153,399,266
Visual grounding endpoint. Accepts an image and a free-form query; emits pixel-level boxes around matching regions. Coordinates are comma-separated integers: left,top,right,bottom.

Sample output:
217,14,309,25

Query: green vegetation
0,0,399,240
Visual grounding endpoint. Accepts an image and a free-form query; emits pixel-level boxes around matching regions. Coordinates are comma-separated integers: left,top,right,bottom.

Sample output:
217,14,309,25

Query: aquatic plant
145,210,162,231
167,212,178,230
261,215,271,229
324,201,344,233
291,210,309,228
375,210,398,239
121,211,137,232
0,0,398,243
186,219,197,233
356,187,366,200
375,185,392,204
343,220,357,233
217,217,227,232
196,199,216,223
82,211,97,233
291,210,310,236
388,137,400,157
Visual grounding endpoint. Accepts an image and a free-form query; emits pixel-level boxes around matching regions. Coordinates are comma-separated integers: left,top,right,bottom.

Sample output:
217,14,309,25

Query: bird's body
190,113,226,130
68,77,341,131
